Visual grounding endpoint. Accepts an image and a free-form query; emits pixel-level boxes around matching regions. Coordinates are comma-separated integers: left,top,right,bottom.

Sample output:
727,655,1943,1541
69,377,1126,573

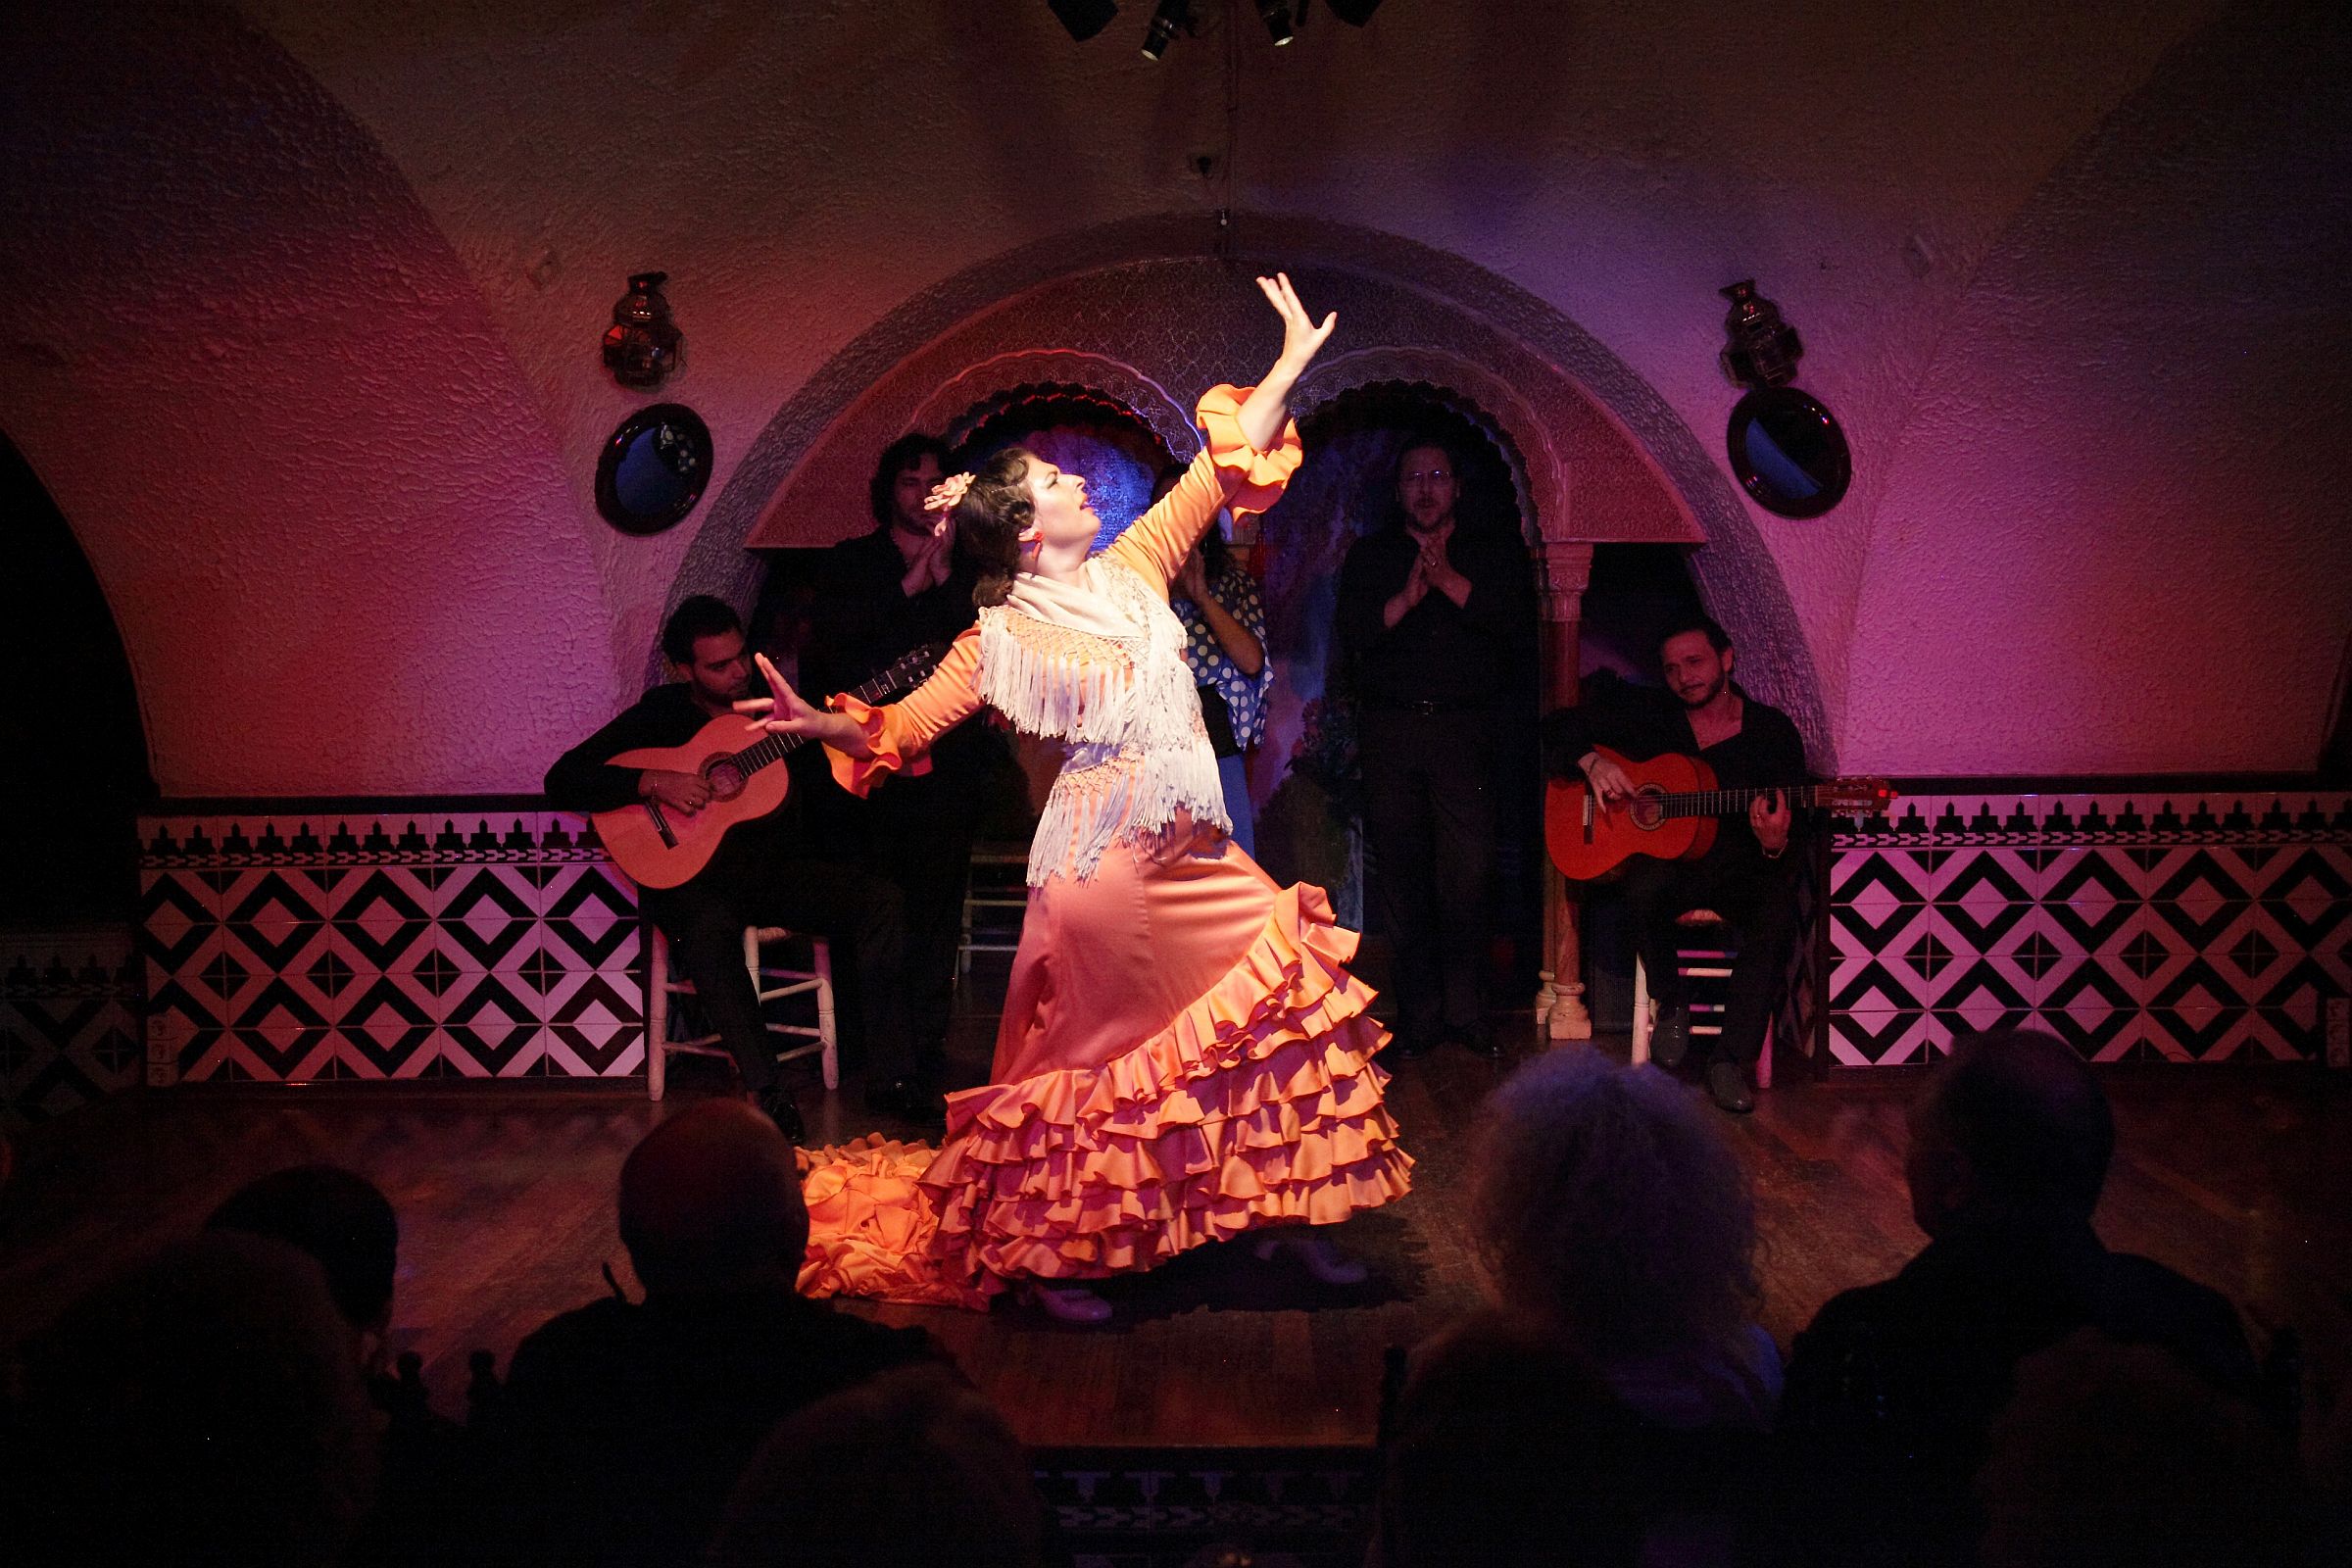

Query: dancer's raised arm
1239,272,1336,451
1110,273,1335,594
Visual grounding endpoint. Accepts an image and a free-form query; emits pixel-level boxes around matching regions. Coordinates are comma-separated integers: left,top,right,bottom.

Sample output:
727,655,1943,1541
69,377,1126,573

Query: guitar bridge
1582,790,1594,844
644,800,678,850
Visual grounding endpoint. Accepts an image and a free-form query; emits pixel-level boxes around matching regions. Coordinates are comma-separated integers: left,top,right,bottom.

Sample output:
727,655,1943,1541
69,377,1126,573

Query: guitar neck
1657,783,1840,819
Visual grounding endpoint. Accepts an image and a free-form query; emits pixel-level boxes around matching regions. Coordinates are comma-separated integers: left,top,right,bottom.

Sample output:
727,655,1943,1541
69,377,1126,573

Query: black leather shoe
864,1079,947,1129
1387,1030,1440,1059
756,1086,807,1144
1652,1004,1691,1069
1445,1025,1505,1059
1705,1060,1755,1114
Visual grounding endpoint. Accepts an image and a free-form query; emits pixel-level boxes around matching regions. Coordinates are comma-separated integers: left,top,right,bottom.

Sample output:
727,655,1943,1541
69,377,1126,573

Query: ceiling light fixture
1046,0,1119,41
1141,0,1193,61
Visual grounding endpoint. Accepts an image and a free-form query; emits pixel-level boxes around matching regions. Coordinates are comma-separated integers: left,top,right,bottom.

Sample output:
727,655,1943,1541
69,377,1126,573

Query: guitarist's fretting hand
639,768,711,812
1751,789,1791,857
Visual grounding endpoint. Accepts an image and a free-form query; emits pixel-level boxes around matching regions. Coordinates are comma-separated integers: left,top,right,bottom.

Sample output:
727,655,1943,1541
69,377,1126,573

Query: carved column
1534,541,1594,1039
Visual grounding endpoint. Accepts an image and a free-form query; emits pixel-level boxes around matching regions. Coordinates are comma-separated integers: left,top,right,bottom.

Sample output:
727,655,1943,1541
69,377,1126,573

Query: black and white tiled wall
1,927,143,1128
41,785,2346,1122
136,808,643,1088
1826,791,2352,1068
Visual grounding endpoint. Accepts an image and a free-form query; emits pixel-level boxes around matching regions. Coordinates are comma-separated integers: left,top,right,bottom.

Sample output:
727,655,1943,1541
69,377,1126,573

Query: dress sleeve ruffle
824,692,930,796
1194,383,1303,520
819,626,987,794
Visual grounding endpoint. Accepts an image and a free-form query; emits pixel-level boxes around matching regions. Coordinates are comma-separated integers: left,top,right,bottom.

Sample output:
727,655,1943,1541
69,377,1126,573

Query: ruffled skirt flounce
795,881,1412,1306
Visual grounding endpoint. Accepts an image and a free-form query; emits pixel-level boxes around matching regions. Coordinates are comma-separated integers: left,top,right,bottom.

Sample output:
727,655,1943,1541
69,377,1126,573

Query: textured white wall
3,0,2345,792
1840,2,2352,772
0,6,613,796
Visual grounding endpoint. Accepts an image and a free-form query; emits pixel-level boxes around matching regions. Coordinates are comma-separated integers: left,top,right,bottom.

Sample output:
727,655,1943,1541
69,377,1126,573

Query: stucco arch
675,214,1831,765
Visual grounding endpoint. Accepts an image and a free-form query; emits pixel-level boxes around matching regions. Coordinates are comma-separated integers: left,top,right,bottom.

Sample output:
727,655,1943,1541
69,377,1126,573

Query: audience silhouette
709,1362,1044,1568
1775,1027,2262,1562
15,1232,378,1568
6,1029,2323,1566
485,1100,945,1567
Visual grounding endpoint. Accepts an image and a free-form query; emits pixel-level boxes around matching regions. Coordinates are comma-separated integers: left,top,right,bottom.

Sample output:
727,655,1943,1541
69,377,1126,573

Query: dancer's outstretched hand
736,653,829,738
1257,271,1337,371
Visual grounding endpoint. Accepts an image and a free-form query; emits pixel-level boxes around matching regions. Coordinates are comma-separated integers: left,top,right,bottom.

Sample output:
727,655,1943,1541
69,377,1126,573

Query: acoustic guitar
1544,745,1895,882
590,645,942,890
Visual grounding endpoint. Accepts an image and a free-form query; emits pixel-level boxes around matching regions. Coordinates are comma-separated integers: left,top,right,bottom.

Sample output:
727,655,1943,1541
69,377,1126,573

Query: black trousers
1617,852,1799,1067
860,766,981,1087
641,849,908,1095
1360,707,1497,1043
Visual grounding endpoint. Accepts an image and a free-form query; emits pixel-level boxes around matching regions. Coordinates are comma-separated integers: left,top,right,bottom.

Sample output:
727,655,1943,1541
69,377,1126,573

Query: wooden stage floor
4,1035,2347,1450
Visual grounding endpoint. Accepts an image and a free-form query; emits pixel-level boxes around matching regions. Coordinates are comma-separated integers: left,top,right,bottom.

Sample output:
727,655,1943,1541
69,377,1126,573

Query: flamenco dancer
742,274,1412,1322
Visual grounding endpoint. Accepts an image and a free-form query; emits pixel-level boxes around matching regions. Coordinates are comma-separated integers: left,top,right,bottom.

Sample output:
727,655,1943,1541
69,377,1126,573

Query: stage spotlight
1047,0,1118,42
1141,0,1192,60
1256,1,1295,45
1327,0,1386,24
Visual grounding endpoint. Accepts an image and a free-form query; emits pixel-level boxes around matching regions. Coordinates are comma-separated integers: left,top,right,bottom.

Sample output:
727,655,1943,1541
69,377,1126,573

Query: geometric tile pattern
137,808,644,1085
1825,791,2352,1068
1,927,143,1129
1774,846,1828,1067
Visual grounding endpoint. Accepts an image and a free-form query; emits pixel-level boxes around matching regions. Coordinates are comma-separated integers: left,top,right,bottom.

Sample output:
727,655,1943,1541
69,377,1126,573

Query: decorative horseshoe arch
906,351,1197,463
1291,345,1566,546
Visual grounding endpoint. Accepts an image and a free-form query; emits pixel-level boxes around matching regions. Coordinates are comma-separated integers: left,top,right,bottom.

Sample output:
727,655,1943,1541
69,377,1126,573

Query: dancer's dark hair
951,448,1040,610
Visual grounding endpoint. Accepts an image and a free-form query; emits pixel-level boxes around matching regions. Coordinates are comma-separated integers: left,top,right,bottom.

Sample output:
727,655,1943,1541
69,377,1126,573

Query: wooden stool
646,924,837,1102
1631,909,1772,1089
958,847,1030,978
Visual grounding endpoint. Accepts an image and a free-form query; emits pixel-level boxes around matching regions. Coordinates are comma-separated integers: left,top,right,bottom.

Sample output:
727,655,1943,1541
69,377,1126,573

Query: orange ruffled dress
796,385,1413,1308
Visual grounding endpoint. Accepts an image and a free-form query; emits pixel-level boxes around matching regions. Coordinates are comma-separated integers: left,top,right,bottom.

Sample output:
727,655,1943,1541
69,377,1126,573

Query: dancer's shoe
1252,1232,1370,1287
1019,1280,1113,1324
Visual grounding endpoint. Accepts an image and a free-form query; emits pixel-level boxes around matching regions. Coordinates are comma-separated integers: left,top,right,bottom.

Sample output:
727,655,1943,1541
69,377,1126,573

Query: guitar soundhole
1630,787,1668,832
703,759,745,801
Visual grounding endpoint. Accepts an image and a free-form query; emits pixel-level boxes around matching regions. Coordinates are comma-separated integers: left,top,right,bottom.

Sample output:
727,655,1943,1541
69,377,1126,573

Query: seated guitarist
546,595,911,1142
1542,613,1808,1113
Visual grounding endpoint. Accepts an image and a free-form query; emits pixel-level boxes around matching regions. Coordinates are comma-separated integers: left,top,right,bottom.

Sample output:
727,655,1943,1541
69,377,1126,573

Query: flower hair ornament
923,471,974,514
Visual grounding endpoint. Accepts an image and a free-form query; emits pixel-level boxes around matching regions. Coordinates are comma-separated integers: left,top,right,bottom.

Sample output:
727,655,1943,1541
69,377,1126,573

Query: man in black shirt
1775,1029,2258,1562
803,434,1004,1123
1543,614,1805,1112
545,596,911,1140
1336,438,1538,1057
490,1102,947,1568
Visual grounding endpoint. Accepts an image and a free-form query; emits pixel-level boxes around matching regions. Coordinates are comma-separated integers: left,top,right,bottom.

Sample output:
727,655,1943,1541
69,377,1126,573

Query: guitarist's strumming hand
734,653,874,758
639,769,711,813
1579,751,1637,815
1751,789,1792,858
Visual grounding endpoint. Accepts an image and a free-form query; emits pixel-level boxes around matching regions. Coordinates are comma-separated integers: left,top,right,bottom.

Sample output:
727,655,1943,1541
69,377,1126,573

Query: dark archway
0,430,153,925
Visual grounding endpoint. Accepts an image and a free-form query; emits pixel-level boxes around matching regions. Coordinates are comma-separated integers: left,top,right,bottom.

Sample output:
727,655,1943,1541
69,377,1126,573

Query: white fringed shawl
981,561,1229,885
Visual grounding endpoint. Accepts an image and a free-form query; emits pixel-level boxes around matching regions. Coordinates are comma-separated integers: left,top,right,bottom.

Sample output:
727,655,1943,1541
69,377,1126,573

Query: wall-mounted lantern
602,271,685,390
